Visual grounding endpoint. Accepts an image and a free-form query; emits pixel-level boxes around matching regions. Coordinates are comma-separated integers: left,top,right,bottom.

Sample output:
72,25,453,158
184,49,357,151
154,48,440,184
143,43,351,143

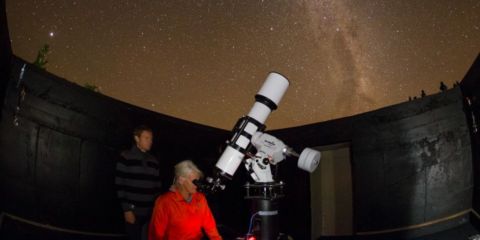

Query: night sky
6,0,480,130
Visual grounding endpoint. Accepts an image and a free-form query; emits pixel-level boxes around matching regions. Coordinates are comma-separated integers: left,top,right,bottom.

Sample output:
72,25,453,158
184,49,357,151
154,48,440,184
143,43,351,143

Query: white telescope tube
215,72,290,177
247,72,290,124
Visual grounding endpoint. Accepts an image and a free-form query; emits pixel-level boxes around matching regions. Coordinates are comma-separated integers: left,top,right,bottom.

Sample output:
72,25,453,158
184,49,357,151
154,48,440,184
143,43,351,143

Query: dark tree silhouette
33,44,50,69
440,81,448,92
84,83,100,92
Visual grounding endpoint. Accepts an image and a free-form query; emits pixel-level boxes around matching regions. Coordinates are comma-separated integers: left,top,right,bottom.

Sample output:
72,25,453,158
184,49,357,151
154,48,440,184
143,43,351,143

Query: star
6,0,480,129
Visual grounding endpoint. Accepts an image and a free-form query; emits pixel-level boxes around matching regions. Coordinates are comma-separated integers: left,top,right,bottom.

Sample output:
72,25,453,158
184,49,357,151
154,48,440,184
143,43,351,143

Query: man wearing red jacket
148,160,222,240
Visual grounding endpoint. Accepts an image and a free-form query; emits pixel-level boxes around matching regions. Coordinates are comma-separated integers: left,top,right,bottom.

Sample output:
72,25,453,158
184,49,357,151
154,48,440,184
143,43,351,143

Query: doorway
310,142,353,239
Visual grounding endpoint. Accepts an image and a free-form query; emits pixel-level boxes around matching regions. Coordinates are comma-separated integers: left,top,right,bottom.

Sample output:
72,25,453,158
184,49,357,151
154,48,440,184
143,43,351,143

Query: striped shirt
115,145,162,217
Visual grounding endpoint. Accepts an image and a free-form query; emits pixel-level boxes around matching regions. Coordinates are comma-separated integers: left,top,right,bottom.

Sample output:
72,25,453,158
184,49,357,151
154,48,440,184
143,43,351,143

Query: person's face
181,172,200,195
134,130,153,151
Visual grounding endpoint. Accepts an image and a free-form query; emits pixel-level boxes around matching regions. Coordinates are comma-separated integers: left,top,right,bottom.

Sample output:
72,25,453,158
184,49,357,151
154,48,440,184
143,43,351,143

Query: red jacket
148,189,222,240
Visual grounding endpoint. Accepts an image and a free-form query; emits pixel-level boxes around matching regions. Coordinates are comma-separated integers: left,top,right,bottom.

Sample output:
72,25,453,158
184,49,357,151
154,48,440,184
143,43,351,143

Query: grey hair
173,160,203,184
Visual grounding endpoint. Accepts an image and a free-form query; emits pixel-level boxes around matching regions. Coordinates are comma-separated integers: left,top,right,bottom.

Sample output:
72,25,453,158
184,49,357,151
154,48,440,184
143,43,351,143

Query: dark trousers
125,216,149,240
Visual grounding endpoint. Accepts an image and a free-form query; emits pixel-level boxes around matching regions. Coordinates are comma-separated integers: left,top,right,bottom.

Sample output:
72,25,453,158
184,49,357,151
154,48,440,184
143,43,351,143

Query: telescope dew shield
215,72,290,178
249,72,289,123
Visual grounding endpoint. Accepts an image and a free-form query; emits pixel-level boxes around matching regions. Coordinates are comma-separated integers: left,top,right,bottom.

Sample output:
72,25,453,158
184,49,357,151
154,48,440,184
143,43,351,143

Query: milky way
6,0,480,129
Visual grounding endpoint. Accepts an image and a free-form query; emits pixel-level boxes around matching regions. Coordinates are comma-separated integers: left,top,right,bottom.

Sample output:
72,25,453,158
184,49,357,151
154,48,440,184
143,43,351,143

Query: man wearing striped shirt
116,125,162,240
